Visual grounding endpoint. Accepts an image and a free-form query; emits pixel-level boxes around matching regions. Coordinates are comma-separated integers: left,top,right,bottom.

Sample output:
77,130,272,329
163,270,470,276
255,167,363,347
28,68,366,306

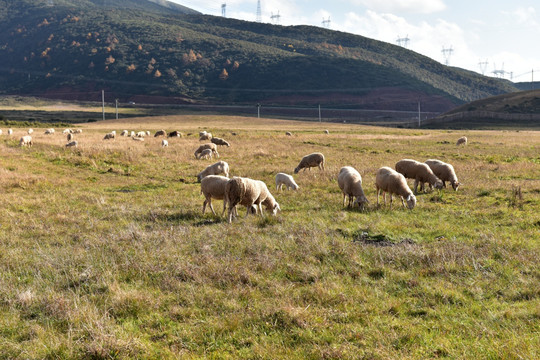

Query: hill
0,0,518,113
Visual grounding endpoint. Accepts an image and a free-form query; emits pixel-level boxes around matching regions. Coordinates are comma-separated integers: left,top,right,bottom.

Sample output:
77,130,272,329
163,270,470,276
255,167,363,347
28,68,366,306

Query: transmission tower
478,59,488,75
396,35,410,48
270,11,281,24
441,46,454,66
492,63,512,79
322,17,331,28
221,3,226,17
256,0,261,23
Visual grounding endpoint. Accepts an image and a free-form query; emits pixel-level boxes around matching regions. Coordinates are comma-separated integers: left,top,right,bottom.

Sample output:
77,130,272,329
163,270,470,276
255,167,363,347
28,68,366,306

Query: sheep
294,152,325,174
67,133,74,141
0,129,2,135
395,159,444,194
211,137,230,147
7,129,13,135
425,159,461,191
44,128,55,135
197,148,213,160
275,172,299,191
130,131,136,137
120,130,129,136
197,161,230,182
168,130,182,138
200,175,230,216
194,143,219,159
65,140,78,148
132,136,144,142
103,131,116,140
73,129,83,134
62,128,73,134
136,131,146,138
324,129,329,134
375,167,416,210
199,131,208,137
199,132,212,141
456,136,467,146
225,177,280,223
154,129,167,137
19,135,33,147
145,131,151,136
28,128,33,134
337,166,369,209
285,131,292,136
161,139,168,147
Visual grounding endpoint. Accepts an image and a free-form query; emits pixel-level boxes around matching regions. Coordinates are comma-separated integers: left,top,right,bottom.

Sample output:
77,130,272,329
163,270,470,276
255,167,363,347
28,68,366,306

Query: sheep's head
406,194,416,210
354,195,369,209
272,202,281,216
293,167,300,174
434,179,444,190
451,181,461,191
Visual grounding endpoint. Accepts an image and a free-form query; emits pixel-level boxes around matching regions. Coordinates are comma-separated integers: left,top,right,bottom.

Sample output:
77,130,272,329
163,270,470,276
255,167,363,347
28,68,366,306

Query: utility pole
418,101,421,127
221,3,226,17
318,104,321,122
115,99,119,120
102,90,105,121
257,103,260,119
532,69,534,90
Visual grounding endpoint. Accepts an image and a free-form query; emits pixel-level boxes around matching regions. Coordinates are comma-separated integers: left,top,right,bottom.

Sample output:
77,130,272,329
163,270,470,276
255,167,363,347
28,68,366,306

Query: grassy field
0,115,539,359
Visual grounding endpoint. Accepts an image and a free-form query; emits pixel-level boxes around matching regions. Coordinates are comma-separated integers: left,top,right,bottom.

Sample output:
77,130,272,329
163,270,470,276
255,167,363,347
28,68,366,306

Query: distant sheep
130,131,135,137
285,131,292,136
199,131,208,137
103,131,116,140
395,159,443,194
168,130,183,138
194,143,219,159
375,167,416,209
197,148,213,159
275,172,299,191
145,131,151,136
337,166,368,209
324,129,329,134
161,139,168,147
67,133,74,141
7,129,13,135
44,128,55,135
132,136,144,142
136,131,146,138
425,159,461,191
225,177,280,223
200,175,230,216
120,130,129,137
197,161,229,182
456,136,467,146
73,129,83,134
65,140,78,148
211,137,230,147
294,152,325,174
0,129,2,135
19,135,33,147
62,129,73,134
199,132,212,141
154,129,167,137
27,128,33,134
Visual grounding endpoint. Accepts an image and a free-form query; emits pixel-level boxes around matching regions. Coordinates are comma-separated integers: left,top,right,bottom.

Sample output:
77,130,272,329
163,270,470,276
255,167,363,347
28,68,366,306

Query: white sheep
120,130,129,136
199,132,212,141
225,177,280,223
194,143,219,159
197,161,230,182
73,129,83,134
211,137,230,147
136,131,146,138
62,128,73,134
456,136,467,146
145,130,151,136
197,148,213,159
285,131,292,136
275,172,299,191
44,128,55,135
395,159,443,194
425,159,461,191
200,175,230,216
19,135,33,147
337,166,369,209
294,152,325,173
65,140,78,148
324,129,329,134
67,133,74,141
375,167,416,209
130,131,135,137
161,139,168,147
0,129,2,135
199,131,208,137
7,129,13,135
28,128,34,134
103,131,116,140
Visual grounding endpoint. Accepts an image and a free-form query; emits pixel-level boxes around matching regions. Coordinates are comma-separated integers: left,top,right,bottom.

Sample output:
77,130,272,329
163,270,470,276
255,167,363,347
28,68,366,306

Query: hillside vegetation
0,0,517,110
0,115,538,358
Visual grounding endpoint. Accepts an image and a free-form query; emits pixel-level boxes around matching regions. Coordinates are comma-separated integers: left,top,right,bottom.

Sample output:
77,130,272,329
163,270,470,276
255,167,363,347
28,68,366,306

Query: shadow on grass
337,228,417,247
143,209,226,226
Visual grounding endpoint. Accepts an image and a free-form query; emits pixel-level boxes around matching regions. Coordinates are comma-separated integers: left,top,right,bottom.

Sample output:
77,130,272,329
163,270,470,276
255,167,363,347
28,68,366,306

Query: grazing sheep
44,128,55,135
67,133,74,141
7,129,13,135
199,131,208,137
0,129,2,135
285,131,292,136
324,129,329,134
194,143,219,159
395,159,444,194
28,128,33,134
136,131,146,138
456,136,467,146
73,129,83,134
200,175,230,216
425,159,461,191
275,172,299,191
199,132,212,141
132,136,144,142
65,140,78,148
211,137,230,147
62,128,73,134
231,132,238,136
19,135,33,147
197,161,230,182
154,129,167,137
197,148,213,159
294,152,325,174
225,177,280,223
161,139,168,147
103,131,116,140
145,131,151,136
337,166,369,209
168,130,182,138
130,131,135,137
375,167,416,210
120,130,129,137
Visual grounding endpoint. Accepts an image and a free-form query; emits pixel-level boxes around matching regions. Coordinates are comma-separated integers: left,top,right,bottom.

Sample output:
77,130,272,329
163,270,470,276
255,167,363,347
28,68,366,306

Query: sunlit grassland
0,115,538,359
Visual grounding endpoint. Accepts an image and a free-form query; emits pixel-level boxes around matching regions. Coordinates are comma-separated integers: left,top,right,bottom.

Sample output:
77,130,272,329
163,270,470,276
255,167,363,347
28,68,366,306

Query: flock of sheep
5,125,465,223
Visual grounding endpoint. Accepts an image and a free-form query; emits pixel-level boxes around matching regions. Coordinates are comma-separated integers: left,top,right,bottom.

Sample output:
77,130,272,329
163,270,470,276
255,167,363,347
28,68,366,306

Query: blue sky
168,0,540,82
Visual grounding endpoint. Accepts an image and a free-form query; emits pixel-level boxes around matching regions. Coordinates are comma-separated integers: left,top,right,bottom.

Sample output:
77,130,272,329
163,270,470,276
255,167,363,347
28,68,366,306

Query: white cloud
348,0,446,14
506,6,538,26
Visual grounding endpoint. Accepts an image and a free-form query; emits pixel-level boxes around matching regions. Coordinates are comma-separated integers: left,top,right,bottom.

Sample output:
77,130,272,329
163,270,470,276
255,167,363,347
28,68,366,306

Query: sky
167,0,540,82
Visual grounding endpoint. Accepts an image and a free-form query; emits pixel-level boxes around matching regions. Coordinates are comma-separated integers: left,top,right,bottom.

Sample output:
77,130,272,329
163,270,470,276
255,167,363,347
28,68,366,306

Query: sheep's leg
343,193,347,207
389,193,393,208
221,200,227,216
202,200,208,214
413,180,419,194
208,199,217,216
401,196,406,207
376,188,380,205
258,203,264,217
